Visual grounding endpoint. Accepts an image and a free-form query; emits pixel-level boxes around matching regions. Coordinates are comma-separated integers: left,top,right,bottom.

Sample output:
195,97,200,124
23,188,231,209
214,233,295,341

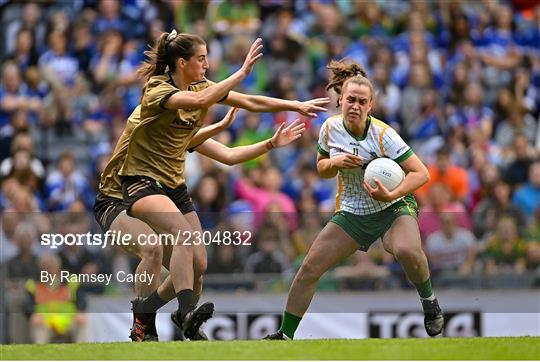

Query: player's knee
194,257,207,278
394,244,424,265
298,261,324,283
140,245,163,265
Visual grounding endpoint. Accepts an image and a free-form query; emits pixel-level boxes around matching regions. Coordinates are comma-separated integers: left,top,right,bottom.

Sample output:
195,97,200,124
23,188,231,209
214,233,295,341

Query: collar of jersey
167,71,178,88
342,114,371,141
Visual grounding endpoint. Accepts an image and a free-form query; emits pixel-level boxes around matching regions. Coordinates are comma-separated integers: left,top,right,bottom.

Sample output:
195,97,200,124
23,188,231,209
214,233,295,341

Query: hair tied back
167,29,178,42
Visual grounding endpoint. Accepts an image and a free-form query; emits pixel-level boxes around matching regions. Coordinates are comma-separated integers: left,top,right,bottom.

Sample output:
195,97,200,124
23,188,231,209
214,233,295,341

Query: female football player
264,60,444,340
95,104,306,341
116,29,328,339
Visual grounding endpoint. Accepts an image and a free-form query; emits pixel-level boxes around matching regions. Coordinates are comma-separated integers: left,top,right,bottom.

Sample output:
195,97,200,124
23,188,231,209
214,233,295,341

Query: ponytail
326,59,373,106
137,32,169,81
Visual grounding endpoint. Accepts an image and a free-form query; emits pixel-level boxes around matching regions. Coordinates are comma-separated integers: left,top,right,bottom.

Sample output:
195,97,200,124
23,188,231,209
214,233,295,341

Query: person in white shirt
265,59,444,340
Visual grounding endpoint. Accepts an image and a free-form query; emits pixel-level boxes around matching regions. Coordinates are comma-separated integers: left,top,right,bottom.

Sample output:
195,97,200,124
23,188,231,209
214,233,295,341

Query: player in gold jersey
116,30,329,340
94,103,306,341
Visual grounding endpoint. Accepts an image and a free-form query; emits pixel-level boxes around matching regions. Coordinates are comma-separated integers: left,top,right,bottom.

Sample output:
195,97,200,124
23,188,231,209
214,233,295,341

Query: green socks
279,311,302,339
414,276,435,300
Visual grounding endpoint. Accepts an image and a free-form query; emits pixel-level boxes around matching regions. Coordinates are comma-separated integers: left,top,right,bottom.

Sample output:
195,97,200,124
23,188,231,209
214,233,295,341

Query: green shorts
330,194,418,251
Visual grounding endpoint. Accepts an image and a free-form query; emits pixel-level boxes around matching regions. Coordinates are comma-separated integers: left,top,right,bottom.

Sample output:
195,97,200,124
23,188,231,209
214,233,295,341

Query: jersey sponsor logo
368,311,481,338
333,147,347,153
202,313,282,340
171,117,196,129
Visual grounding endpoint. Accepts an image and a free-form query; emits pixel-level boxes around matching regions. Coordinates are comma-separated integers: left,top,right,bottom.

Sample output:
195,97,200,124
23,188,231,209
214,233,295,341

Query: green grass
2,337,539,360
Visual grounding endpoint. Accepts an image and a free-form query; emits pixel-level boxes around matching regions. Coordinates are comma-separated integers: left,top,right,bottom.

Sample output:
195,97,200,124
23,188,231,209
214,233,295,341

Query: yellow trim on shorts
402,195,415,216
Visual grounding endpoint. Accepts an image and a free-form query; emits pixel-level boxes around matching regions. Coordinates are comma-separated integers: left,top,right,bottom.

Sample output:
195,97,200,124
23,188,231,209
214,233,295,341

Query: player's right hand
331,154,364,169
240,38,263,76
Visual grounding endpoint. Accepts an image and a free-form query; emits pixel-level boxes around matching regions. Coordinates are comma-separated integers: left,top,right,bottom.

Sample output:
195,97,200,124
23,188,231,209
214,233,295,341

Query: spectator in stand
216,35,267,94
232,112,273,169
399,62,433,140
0,132,45,187
38,31,79,90
26,253,88,344
474,180,527,239
92,0,129,36
418,182,471,240
370,63,401,127
448,81,494,140
245,226,290,275
44,151,93,211
503,134,537,188
407,89,444,146
235,166,298,231
4,221,40,282
192,173,227,230
3,220,42,344
0,109,29,161
483,215,527,275
2,28,39,73
512,160,540,221
283,161,333,205
211,0,261,41
477,4,522,103
4,3,46,56
416,146,469,205
494,106,538,151
206,243,244,275
347,1,395,40
266,36,310,98
0,62,43,128
469,161,501,212
71,19,95,81
425,212,477,275
524,207,540,270
512,67,538,122
38,31,79,133
91,30,124,90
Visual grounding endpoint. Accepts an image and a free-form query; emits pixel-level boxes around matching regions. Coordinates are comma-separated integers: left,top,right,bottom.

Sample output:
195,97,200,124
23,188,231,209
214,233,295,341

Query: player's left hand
219,107,239,129
297,98,330,118
363,177,396,202
271,119,306,148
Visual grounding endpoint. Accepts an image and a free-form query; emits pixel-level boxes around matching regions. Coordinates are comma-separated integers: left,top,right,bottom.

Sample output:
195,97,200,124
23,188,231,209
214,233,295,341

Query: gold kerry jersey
119,73,212,188
99,105,142,199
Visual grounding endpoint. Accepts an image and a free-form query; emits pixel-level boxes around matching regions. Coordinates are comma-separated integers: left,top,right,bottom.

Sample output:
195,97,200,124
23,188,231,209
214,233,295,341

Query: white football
364,158,405,191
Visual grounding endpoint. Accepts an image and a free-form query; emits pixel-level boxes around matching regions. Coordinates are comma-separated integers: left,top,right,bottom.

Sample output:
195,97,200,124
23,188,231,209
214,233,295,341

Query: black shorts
93,192,128,232
121,176,195,215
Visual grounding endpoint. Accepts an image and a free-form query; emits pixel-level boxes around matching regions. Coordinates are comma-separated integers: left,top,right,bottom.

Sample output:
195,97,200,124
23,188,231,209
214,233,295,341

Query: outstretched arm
187,108,239,149
163,39,263,110
194,119,306,165
222,91,330,118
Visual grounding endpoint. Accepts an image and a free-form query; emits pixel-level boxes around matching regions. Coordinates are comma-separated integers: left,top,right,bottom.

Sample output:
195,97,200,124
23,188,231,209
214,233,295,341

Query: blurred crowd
1,0,540,342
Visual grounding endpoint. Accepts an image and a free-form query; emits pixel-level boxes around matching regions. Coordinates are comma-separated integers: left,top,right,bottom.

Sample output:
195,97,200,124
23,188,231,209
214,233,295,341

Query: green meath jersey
317,114,414,216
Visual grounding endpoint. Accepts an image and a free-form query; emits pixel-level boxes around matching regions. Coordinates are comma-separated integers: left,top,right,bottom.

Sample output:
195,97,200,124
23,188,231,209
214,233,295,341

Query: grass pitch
2,337,538,360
